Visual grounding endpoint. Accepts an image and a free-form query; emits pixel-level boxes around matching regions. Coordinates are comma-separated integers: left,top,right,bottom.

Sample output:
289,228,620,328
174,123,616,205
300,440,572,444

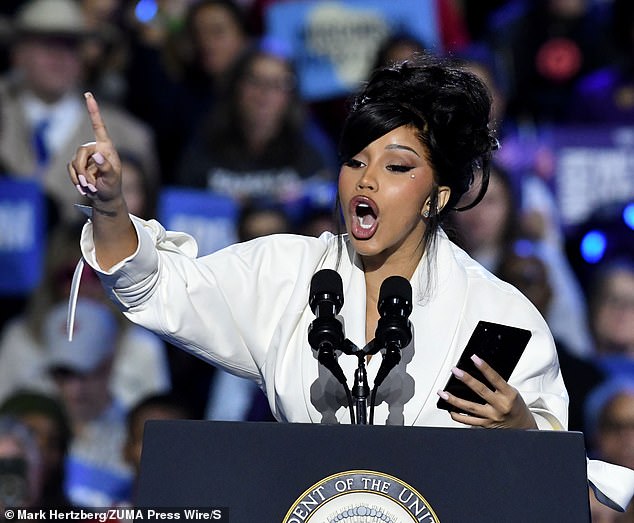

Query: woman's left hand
437,354,538,429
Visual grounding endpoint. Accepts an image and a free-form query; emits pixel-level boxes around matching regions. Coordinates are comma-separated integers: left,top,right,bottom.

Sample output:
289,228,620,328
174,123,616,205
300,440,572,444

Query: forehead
247,54,290,75
362,125,424,152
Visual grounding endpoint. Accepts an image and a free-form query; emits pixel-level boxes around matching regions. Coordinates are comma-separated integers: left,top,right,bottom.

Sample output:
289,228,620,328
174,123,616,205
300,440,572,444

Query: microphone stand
340,339,372,425
352,356,369,425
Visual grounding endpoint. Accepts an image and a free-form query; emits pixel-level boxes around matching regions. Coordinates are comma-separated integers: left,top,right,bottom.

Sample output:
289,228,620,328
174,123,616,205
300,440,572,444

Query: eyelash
344,160,414,173
387,164,414,173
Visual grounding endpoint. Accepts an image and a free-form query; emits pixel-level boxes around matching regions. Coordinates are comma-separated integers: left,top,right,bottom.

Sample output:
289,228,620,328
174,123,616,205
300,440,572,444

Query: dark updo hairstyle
338,53,498,259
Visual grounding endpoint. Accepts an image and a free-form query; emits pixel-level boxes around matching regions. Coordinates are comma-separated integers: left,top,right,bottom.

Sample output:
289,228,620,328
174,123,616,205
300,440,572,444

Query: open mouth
350,197,379,239
356,202,376,229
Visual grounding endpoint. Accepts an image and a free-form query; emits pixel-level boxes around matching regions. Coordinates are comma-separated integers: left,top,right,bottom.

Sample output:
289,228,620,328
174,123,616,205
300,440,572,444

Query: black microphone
373,276,413,387
308,269,346,384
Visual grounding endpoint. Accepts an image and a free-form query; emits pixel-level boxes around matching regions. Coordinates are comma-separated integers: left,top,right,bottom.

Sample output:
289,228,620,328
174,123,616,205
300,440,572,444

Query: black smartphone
436,321,532,413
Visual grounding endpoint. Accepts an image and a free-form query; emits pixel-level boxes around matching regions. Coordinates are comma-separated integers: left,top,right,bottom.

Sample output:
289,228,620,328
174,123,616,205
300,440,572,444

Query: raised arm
68,93,138,270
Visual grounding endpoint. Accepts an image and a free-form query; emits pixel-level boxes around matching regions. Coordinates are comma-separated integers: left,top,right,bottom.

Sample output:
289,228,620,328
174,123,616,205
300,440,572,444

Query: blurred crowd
0,0,633,519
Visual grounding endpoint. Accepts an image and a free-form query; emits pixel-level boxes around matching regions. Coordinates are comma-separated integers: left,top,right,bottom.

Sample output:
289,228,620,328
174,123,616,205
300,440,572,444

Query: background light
623,203,634,231
135,0,157,24
580,230,607,264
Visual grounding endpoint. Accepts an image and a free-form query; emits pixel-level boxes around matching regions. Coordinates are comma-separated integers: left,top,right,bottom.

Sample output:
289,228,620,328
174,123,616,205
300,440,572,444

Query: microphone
373,276,413,387
308,269,346,384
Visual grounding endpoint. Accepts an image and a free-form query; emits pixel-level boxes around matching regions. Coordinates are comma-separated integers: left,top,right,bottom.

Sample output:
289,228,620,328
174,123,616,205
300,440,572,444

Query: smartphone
436,321,532,413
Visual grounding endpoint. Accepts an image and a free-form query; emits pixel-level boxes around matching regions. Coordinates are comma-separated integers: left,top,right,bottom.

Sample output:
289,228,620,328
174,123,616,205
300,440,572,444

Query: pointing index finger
84,92,110,144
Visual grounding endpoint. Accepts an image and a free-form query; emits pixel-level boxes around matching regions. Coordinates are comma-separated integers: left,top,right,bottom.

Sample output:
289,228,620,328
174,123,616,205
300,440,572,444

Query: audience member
79,0,129,104
450,164,592,356
0,223,172,409
370,33,429,72
0,390,73,507
485,0,614,124
0,0,158,224
124,0,252,181
0,415,43,509
496,245,605,435
123,393,194,504
175,41,335,203
204,201,283,422
568,0,634,124
44,297,133,507
587,260,634,357
585,378,634,519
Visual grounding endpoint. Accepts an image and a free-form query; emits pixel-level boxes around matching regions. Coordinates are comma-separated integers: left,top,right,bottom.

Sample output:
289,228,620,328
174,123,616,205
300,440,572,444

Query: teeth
357,215,374,229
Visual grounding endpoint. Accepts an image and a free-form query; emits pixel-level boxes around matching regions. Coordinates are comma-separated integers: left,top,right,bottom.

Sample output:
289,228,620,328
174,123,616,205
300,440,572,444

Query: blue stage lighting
580,230,607,264
135,0,158,24
623,203,634,231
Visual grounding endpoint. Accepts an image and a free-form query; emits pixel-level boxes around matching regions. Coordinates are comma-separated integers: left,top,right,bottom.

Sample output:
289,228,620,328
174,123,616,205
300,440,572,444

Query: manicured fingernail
452,367,464,379
84,92,92,99
471,354,483,367
76,184,86,196
92,152,104,165
437,390,449,401
78,174,88,186
87,183,97,192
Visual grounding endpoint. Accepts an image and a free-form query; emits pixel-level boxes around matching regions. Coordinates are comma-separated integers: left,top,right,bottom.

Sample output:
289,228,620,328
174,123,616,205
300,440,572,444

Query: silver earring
422,209,430,218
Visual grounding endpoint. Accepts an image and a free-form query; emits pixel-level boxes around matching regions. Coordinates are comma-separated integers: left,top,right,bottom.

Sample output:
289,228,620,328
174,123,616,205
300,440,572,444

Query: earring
422,209,430,218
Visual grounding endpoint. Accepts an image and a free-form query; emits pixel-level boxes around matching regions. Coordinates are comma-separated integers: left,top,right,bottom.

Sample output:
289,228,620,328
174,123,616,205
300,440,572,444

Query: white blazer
76,215,634,511
80,216,567,429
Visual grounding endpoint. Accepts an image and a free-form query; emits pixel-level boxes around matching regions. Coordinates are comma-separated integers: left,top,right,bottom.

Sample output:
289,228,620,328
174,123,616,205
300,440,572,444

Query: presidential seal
283,470,440,522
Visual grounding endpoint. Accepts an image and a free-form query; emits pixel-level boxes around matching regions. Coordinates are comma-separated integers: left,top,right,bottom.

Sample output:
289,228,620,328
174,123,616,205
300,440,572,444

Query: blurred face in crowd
192,3,247,78
13,36,84,103
498,253,552,315
18,413,64,484
592,268,634,355
452,171,512,254
596,392,634,471
121,159,148,218
52,359,112,425
238,53,295,143
81,0,120,25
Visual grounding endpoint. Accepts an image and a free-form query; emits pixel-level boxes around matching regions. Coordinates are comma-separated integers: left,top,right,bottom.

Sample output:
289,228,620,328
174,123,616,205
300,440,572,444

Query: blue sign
265,0,440,101
158,188,238,257
0,178,46,294
549,125,634,228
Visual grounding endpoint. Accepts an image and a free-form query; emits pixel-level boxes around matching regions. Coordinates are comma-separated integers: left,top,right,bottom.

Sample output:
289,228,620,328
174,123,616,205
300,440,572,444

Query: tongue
358,214,376,229
352,213,378,239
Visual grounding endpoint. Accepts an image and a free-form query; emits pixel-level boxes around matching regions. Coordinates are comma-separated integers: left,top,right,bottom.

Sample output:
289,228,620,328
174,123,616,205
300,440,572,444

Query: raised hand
68,92,137,270
68,92,123,206
437,354,538,429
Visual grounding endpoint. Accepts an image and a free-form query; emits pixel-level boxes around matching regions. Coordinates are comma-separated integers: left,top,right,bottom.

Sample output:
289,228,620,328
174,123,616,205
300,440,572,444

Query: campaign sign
265,0,440,101
158,188,238,257
0,178,45,294
551,125,634,228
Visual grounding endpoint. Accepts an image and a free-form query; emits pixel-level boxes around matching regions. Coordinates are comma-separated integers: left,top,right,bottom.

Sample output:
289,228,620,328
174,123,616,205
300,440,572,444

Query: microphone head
309,269,344,314
378,276,412,317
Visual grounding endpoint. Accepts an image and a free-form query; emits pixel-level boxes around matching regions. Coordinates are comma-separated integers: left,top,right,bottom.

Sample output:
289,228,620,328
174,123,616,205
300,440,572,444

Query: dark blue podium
136,421,590,522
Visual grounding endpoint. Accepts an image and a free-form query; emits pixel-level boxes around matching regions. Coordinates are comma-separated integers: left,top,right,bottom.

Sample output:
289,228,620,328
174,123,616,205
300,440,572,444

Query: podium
137,421,590,522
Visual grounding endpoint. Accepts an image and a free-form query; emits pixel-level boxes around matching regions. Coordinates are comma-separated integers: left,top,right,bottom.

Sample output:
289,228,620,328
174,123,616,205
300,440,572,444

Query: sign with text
551,125,634,227
265,0,440,101
158,188,238,257
0,178,45,294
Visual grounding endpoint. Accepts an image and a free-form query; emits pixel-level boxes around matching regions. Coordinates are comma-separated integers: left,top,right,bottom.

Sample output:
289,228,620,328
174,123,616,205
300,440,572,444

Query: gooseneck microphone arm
308,269,355,423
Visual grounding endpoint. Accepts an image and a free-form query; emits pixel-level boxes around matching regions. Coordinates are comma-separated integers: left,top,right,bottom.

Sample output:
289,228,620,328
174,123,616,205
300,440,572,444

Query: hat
45,298,118,374
14,0,89,40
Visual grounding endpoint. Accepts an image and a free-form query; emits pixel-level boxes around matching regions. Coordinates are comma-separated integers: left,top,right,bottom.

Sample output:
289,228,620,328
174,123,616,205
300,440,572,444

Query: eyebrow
385,144,421,157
